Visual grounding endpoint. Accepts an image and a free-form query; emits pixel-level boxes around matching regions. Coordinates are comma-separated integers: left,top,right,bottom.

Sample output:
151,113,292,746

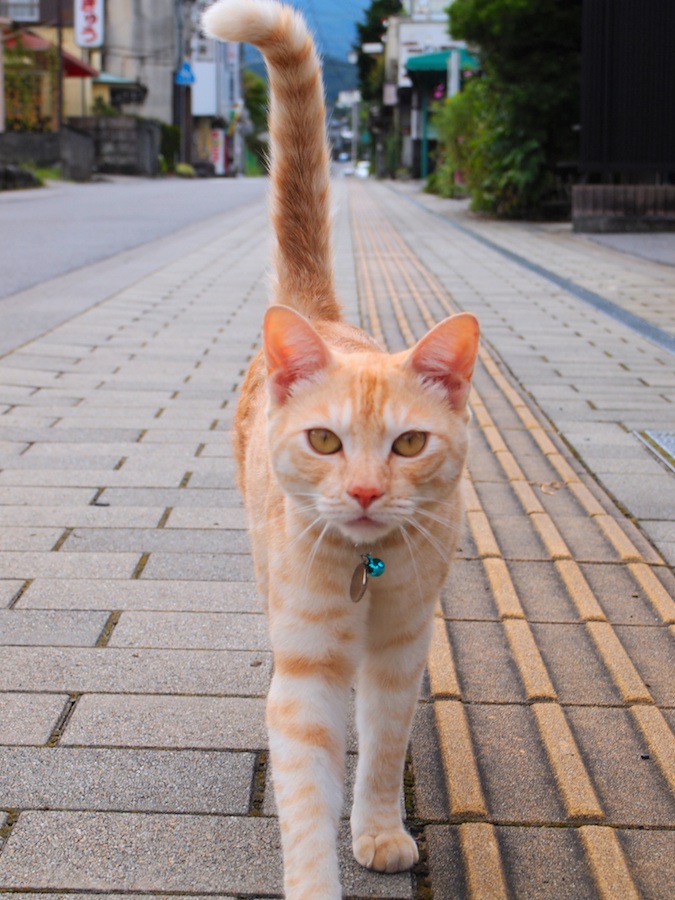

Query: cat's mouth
340,513,394,542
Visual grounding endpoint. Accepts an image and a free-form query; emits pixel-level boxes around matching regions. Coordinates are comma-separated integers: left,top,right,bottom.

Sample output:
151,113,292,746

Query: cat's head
263,306,479,545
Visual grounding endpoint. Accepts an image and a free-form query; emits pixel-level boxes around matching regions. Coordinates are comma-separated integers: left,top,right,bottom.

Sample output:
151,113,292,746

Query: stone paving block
465,704,567,824
0,812,413,897
0,693,68,745
600,473,675,521
580,562,669,625
566,707,675,826
487,516,550,561
187,460,238,488
2,455,125,471
529,623,625,705
447,621,527,703
109,611,269,651
608,626,675,706
505,560,581,622
99,487,242,508
163,507,248,530
0,647,271,696
61,694,268,749
410,704,450,821
0,528,63,552
0,467,191,489
0,552,140,580
0,747,255,814
424,826,466,900
618,828,675,900
0,487,98,506
0,441,30,459
0,507,163,529
62,528,250,555
441,558,496,621
18,578,258,612
140,552,254,582
0,610,109,646
0,811,282,894
0,580,23,609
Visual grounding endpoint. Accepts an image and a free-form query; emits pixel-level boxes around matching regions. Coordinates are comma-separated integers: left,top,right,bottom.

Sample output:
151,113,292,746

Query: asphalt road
0,175,268,301
0,175,269,356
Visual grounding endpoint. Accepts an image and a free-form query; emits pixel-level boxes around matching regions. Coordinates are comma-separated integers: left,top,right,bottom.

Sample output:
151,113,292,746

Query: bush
441,0,582,218
175,162,196,178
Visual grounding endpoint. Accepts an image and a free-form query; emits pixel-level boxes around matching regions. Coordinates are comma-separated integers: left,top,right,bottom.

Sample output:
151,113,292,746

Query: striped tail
202,0,342,322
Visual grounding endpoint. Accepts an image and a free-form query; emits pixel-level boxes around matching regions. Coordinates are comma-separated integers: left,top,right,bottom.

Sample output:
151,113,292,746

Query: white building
191,0,244,174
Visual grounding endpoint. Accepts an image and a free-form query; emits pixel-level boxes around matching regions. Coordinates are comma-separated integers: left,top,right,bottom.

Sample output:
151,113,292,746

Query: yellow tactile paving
579,826,641,900
348,182,674,896
555,559,607,622
428,612,462,699
458,823,509,900
630,705,675,793
532,703,604,821
435,701,488,819
502,619,557,701
628,562,675,624
585,621,654,705
482,558,525,620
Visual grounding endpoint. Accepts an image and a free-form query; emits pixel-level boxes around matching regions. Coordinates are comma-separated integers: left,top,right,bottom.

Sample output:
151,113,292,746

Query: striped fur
203,2,479,897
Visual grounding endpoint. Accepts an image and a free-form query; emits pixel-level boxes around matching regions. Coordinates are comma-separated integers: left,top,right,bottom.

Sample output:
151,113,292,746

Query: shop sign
74,0,105,48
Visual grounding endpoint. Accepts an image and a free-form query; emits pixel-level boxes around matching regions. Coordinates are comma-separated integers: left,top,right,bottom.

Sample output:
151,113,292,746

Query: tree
354,0,402,104
242,69,269,174
443,0,582,217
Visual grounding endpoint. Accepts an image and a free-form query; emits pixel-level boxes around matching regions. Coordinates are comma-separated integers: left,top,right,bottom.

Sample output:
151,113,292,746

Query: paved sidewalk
0,177,673,898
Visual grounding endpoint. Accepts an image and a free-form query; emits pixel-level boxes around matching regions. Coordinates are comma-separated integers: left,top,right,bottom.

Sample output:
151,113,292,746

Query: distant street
0,175,268,301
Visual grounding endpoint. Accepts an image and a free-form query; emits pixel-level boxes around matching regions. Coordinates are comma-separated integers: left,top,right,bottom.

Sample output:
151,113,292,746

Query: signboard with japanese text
74,0,104,49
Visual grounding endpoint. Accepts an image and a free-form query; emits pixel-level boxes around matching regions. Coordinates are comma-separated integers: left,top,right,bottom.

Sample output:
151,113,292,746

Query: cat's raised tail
202,0,342,322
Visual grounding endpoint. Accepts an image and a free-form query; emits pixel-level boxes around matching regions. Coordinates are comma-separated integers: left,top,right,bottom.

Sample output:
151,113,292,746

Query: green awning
406,48,479,74
93,71,140,86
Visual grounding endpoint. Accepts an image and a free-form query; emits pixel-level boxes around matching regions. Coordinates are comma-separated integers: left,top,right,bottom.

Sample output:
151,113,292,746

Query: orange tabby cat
203,2,479,897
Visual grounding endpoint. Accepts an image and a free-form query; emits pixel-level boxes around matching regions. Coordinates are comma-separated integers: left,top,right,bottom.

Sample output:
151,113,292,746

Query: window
0,1,40,21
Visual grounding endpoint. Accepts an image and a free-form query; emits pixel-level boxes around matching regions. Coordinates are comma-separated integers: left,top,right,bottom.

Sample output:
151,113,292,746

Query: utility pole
0,15,8,133
56,0,64,130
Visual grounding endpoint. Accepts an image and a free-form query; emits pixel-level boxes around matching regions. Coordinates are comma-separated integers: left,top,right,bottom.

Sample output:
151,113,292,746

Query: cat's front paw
353,829,419,873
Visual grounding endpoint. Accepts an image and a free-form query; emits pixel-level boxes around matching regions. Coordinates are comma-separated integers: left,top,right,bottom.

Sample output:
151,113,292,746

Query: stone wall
0,128,95,182
573,185,675,232
68,116,161,177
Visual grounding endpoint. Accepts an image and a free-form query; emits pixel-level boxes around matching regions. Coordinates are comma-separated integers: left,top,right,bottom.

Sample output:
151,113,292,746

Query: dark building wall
39,0,74,26
581,0,675,180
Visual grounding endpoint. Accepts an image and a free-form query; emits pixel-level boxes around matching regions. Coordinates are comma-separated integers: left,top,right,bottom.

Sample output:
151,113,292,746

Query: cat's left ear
263,305,332,403
407,313,480,410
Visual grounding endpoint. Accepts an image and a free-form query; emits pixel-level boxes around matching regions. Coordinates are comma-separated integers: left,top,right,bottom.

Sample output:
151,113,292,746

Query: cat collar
350,552,385,603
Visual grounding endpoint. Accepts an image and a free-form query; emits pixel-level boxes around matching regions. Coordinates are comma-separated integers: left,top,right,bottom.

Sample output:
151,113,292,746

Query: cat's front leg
350,600,435,874
266,602,361,899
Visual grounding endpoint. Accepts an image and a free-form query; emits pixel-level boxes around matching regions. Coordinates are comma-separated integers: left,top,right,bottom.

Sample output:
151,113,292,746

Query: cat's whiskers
398,524,424,601
302,520,332,592
401,514,451,564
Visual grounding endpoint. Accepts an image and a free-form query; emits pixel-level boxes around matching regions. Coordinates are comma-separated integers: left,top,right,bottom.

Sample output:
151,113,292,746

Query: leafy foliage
243,68,269,173
4,43,59,132
436,0,582,217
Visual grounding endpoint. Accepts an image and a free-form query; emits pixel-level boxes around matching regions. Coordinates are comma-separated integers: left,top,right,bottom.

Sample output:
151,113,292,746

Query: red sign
74,0,105,49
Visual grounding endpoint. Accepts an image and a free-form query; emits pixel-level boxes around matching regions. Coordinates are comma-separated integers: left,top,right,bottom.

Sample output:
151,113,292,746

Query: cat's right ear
263,306,332,403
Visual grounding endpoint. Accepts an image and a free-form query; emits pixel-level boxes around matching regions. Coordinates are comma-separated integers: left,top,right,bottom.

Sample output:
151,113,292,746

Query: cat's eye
392,431,427,457
308,428,342,455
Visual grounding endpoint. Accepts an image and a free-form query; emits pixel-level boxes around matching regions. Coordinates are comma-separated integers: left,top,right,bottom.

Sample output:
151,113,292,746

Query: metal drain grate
636,430,675,474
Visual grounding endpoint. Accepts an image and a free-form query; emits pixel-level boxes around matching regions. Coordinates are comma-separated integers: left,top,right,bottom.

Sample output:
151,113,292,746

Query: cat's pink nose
349,486,382,509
